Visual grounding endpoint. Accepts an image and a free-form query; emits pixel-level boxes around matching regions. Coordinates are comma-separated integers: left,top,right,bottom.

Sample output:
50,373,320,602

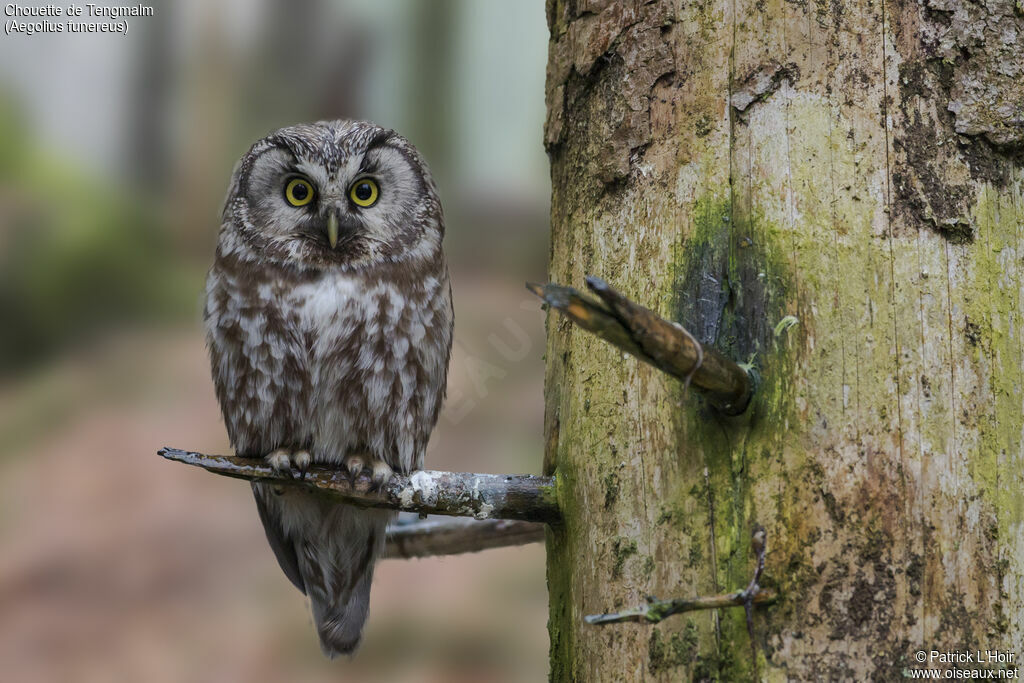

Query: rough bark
543,0,1023,679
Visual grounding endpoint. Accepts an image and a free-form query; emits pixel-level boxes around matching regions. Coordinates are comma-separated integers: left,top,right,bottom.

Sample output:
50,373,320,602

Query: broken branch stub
527,277,754,414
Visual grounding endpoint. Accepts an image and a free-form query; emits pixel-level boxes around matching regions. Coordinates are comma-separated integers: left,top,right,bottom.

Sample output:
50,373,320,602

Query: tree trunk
542,0,1023,679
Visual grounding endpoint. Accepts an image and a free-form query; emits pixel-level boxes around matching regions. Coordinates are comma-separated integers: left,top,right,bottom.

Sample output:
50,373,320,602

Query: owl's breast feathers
205,252,453,473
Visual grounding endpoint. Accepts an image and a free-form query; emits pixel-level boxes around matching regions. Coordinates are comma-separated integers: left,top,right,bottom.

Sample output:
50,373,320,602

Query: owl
203,120,453,656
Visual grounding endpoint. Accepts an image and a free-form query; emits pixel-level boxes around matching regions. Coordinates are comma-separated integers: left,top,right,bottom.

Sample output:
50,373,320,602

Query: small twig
585,525,775,628
383,516,545,559
527,277,753,414
743,525,768,675
583,589,777,625
158,447,560,525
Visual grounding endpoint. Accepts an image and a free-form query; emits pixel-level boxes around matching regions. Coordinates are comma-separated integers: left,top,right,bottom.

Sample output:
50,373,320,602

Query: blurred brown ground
0,274,549,683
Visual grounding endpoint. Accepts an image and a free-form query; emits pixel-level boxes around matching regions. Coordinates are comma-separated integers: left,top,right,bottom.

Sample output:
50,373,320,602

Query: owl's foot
293,450,312,472
370,460,394,486
343,453,367,477
266,449,292,473
343,453,394,488
265,448,312,478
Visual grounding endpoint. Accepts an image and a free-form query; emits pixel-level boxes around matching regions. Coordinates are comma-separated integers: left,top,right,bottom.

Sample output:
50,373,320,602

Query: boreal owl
204,120,453,656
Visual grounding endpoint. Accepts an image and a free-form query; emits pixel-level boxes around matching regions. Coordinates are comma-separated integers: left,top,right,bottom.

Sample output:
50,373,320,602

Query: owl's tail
253,483,390,657
306,521,383,658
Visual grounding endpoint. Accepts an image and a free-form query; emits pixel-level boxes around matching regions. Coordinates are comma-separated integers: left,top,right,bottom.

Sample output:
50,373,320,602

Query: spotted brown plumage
204,120,453,657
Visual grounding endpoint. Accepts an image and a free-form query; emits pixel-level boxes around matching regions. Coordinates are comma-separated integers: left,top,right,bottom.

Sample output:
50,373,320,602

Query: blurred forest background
0,1,551,681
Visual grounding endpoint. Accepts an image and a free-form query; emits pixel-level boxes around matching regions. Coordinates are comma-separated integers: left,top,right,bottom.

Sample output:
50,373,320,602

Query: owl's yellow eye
284,177,315,207
349,178,379,208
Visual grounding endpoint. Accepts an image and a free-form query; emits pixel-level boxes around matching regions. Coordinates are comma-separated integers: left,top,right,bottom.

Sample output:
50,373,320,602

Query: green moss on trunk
543,0,1023,678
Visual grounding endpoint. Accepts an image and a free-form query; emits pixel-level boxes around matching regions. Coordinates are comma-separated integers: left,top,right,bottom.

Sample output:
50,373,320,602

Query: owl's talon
266,449,294,475
344,454,368,478
370,461,393,487
293,449,312,476
342,454,392,488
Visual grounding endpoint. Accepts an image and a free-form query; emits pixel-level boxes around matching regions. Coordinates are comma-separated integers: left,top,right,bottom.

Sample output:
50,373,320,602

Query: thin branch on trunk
586,526,775,626
742,525,769,676
527,276,754,414
383,517,545,559
583,589,777,625
158,447,560,525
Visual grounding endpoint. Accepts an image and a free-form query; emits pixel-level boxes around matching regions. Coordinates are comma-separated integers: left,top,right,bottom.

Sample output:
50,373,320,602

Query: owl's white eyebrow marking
294,159,331,190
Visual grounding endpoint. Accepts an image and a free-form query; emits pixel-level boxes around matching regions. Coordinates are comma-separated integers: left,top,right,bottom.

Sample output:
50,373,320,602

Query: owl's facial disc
227,121,442,270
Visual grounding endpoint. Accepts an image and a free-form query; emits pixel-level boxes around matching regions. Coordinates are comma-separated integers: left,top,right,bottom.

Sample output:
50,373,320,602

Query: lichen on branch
158,447,560,525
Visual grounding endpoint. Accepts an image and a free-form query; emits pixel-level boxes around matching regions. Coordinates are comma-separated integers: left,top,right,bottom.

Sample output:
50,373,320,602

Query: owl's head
220,120,443,270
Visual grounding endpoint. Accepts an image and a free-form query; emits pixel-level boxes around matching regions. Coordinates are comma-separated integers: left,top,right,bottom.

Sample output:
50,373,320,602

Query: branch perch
158,447,559,525
527,276,754,414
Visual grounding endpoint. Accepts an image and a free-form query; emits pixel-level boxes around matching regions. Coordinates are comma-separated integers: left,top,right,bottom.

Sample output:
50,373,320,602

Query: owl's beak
326,212,339,249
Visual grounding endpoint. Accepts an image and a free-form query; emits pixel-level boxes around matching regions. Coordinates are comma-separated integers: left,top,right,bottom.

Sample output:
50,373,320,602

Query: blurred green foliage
0,99,194,375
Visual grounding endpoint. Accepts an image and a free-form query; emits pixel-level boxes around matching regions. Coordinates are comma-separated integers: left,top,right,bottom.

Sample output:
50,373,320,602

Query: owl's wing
252,482,306,594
